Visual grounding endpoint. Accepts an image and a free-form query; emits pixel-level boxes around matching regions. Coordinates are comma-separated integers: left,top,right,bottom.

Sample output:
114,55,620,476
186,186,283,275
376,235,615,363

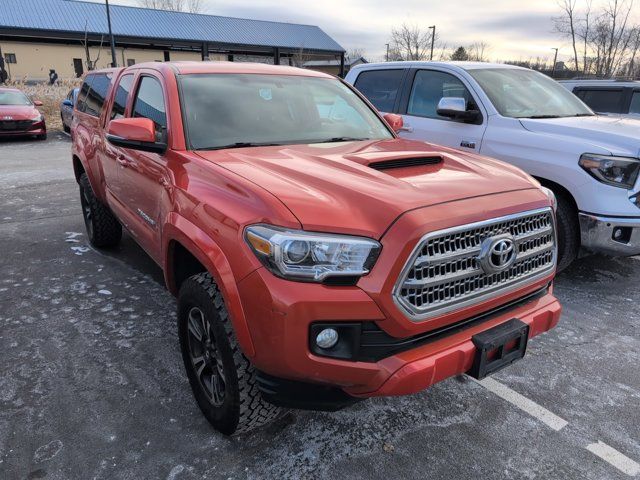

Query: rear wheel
554,191,580,272
78,173,122,247
62,115,70,133
178,272,283,435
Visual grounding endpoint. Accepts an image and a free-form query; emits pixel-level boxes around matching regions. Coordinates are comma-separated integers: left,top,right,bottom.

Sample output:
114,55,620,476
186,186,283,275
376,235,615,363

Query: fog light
315,328,339,349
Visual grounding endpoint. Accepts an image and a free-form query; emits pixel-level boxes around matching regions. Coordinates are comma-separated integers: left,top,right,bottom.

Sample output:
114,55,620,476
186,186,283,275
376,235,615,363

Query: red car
71,62,561,435
0,87,46,140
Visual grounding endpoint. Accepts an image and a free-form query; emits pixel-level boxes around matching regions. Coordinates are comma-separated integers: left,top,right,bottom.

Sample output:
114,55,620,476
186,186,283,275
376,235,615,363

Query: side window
407,70,474,119
110,74,134,120
354,69,405,112
132,76,167,140
629,91,640,114
76,76,93,113
576,89,624,113
83,73,112,117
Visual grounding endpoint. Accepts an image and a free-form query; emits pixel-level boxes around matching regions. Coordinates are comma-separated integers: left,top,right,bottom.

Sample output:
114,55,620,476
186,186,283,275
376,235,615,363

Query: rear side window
629,91,640,114
133,76,167,139
83,73,112,117
110,74,134,120
76,78,92,113
576,89,625,114
354,69,405,112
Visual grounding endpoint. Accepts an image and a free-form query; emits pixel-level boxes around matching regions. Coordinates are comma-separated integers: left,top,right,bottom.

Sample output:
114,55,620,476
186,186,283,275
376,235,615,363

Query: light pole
429,25,436,61
551,47,559,78
105,0,117,67
385,43,389,62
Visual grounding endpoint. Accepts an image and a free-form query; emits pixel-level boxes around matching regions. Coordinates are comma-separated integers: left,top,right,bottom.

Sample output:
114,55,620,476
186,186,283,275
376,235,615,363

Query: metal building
0,0,345,81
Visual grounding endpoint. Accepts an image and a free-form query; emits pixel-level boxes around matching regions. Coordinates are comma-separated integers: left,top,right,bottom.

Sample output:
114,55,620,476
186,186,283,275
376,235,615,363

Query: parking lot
0,135,639,480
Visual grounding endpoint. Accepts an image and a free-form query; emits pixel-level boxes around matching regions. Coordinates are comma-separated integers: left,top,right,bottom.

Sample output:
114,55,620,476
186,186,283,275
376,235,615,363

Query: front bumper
237,266,560,400
579,212,640,256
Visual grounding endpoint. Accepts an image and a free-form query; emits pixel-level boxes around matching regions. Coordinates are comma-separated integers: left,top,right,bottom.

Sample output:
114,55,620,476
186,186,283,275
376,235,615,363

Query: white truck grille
393,208,556,321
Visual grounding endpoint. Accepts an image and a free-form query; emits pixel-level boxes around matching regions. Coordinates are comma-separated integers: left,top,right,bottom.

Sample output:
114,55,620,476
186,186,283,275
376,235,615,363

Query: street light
105,0,117,67
385,43,389,62
428,25,436,61
551,47,559,78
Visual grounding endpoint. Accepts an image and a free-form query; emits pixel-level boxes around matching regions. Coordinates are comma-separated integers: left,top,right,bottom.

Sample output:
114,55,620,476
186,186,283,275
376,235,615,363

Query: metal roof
0,0,345,53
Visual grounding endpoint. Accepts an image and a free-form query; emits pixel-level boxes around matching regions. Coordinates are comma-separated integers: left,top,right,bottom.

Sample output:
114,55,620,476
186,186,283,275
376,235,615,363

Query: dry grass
3,79,82,131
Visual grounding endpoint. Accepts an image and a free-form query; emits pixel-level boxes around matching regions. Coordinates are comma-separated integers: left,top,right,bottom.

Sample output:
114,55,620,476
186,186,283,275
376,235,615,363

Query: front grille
0,120,34,131
394,208,556,321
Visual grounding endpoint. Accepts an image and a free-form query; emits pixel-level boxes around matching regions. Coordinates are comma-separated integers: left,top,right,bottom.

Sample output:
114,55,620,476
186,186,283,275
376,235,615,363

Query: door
102,73,134,205
118,74,170,262
399,69,487,153
73,58,84,78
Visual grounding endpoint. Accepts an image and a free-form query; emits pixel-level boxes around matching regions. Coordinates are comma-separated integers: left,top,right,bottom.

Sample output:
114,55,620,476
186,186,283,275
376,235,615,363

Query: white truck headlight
245,225,381,282
579,154,640,189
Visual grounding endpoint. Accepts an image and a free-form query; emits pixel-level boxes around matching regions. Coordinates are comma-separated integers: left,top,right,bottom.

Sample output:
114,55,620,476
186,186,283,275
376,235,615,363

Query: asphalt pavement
0,135,638,480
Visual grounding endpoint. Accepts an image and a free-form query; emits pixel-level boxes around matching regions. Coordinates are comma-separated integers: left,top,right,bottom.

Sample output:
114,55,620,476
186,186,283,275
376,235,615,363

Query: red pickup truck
71,62,561,435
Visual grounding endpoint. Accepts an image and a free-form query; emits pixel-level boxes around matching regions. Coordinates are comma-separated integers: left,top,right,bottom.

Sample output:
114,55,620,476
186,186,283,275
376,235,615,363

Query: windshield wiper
199,142,283,151
315,137,371,143
573,113,595,117
522,115,562,119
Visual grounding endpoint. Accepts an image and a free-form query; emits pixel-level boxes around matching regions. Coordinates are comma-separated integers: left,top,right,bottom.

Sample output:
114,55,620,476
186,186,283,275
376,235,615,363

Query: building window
127,59,136,67
4,53,17,64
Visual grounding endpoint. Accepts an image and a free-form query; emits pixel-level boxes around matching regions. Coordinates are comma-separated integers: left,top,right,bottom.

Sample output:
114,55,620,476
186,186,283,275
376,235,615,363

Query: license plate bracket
468,318,529,380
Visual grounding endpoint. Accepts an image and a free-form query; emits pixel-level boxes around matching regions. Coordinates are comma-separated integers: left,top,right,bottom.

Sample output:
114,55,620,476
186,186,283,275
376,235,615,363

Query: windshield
179,74,393,150
0,91,32,106
468,68,594,118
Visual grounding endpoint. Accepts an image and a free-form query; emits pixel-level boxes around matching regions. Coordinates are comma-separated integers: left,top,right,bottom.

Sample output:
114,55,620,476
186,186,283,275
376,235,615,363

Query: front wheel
178,272,283,435
554,192,580,272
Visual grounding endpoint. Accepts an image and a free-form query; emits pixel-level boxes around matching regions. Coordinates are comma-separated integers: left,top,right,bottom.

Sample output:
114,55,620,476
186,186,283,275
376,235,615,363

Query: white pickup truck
346,62,640,270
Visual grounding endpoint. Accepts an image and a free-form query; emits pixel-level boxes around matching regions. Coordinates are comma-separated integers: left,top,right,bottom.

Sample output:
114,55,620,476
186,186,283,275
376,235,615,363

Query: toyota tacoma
71,62,561,435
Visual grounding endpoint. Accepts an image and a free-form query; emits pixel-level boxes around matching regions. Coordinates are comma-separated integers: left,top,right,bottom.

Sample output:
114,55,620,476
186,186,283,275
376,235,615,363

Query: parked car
559,79,640,119
0,87,46,140
72,62,561,435
61,87,79,133
346,62,640,270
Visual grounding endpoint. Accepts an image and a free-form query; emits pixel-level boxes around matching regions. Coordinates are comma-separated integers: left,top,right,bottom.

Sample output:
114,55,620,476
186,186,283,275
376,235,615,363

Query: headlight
579,154,640,189
31,113,43,122
540,186,557,212
245,225,381,282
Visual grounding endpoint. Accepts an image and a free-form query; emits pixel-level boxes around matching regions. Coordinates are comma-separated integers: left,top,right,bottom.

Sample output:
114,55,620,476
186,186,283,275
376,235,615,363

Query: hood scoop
368,155,442,171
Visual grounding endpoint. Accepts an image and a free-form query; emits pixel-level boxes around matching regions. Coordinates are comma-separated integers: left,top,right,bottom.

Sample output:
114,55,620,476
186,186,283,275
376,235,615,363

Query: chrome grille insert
393,208,556,321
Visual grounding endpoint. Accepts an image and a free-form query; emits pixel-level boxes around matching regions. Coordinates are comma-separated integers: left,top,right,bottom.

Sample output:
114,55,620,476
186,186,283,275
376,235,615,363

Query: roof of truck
350,61,526,71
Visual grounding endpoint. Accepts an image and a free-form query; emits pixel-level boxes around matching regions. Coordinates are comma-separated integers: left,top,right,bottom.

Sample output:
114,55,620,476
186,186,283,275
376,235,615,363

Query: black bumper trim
311,285,550,363
256,371,362,411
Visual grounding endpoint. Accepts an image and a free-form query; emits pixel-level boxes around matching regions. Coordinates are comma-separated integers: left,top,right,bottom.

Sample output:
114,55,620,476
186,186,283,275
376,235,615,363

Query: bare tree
138,0,204,13
347,48,367,62
554,0,580,71
555,0,639,77
468,42,490,61
80,21,104,72
389,24,433,61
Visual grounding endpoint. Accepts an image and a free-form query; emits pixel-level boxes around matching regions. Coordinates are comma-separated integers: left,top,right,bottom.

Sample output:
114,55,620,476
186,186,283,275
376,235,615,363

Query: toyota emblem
478,234,517,274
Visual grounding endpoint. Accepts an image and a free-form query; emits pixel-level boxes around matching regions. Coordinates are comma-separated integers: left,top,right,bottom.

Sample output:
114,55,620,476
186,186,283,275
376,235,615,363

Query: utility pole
551,48,559,78
385,43,389,62
429,25,436,61
105,0,117,67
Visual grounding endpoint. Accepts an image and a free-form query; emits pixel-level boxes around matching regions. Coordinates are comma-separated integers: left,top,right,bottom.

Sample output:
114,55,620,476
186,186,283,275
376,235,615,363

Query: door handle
116,155,129,167
159,177,171,189
460,140,477,149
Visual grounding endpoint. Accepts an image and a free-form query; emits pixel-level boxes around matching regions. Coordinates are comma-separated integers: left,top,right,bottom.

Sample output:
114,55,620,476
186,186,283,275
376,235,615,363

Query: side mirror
33,100,43,107
106,117,166,154
383,113,404,133
436,97,480,123
62,99,73,107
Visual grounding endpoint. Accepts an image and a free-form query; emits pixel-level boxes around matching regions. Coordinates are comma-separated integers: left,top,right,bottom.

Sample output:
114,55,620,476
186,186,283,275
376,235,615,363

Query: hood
196,138,538,238
520,115,640,157
0,105,40,121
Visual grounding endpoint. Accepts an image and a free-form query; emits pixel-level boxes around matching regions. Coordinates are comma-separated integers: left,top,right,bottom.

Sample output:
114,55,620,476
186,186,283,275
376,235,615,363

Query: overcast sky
92,0,634,63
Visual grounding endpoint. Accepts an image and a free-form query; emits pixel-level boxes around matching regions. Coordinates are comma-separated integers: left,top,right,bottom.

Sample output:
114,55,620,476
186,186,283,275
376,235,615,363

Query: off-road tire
79,173,122,247
555,191,579,272
178,272,283,435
